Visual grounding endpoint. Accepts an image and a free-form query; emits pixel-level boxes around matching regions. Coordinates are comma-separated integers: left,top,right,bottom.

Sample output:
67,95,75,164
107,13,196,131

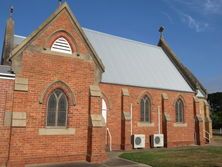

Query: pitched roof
14,35,26,48
158,37,207,97
196,90,205,98
10,2,105,72
13,30,194,93
0,65,15,80
0,65,12,74
83,28,194,92
11,1,207,93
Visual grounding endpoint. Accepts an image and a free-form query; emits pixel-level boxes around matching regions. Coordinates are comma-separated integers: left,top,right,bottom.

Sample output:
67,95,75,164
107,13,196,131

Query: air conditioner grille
135,137,142,145
155,136,161,144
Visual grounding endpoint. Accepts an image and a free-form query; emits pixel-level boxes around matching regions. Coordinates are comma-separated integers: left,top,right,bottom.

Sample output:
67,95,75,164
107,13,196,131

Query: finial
9,6,14,17
159,26,165,38
58,0,62,6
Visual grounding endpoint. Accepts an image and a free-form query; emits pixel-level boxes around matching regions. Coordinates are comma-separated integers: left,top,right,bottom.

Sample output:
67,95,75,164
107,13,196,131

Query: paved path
38,159,150,167
32,152,151,167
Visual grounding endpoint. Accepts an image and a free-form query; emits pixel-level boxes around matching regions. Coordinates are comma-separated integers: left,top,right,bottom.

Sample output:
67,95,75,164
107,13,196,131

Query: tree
208,92,222,129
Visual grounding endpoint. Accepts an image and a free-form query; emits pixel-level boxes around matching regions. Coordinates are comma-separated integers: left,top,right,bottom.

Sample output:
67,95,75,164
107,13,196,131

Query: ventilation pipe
158,106,161,134
130,103,133,135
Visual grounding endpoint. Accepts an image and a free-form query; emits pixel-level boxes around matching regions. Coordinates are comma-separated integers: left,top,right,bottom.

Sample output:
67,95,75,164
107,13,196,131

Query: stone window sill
137,122,154,127
173,123,187,127
39,128,75,135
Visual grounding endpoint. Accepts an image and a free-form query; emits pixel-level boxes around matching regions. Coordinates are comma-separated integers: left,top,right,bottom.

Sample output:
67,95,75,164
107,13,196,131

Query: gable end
9,2,105,73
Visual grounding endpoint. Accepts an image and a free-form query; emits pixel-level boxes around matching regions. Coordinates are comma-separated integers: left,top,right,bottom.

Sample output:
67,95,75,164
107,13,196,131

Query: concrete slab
29,158,151,167
27,151,151,167
103,158,137,166
35,162,102,167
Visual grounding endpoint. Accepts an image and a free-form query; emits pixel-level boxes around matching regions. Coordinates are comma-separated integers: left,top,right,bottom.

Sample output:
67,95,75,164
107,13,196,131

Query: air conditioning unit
133,134,145,149
152,134,164,148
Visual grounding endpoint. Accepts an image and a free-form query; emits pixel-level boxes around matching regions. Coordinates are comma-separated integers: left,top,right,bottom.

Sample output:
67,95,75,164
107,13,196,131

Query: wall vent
51,37,72,54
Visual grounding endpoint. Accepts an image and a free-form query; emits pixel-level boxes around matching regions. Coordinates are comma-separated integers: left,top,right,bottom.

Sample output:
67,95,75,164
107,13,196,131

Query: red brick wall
100,83,196,149
0,79,14,166
7,9,100,166
32,10,90,55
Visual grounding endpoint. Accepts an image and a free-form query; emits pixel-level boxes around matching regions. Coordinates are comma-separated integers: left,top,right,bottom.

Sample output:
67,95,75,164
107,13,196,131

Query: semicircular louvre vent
51,37,72,54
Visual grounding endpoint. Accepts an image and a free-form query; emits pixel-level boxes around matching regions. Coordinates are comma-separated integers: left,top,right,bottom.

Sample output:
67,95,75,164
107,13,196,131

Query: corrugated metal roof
13,35,26,48
0,65,15,79
0,65,14,75
14,29,194,92
0,65,12,74
83,28,193,92
196,90,205,98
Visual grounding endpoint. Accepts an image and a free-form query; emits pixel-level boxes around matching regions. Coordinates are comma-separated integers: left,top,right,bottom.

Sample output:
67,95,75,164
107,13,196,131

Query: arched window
47,89,68,127
51,37,72,54
175,99,184,123
140,95,151,122
102,99,108,123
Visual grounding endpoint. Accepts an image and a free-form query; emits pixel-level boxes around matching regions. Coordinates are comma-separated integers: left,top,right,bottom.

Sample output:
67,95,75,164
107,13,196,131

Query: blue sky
0,0,221,93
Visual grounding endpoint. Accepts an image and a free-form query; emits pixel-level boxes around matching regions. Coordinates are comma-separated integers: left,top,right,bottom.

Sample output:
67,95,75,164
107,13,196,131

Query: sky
0,0,221,93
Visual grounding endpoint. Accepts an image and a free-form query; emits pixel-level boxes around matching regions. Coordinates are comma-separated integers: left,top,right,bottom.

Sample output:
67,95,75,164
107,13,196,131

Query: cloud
182,14,209,32
170,0,222,15
203,0,222,15
162,0,211,32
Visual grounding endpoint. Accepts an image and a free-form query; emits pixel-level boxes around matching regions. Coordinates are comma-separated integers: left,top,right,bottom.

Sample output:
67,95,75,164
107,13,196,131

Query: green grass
214,135,222,143
120,146,222,167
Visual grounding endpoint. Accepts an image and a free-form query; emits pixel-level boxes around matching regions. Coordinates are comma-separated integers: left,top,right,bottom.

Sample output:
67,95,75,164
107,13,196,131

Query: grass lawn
120,146,222,167
214,135,222,144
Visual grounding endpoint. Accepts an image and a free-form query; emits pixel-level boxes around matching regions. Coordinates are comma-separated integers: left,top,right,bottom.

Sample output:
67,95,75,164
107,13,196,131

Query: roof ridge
158,37,207,96
83,27,161,50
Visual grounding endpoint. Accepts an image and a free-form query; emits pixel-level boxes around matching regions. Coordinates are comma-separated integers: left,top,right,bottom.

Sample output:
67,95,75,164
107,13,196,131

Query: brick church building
0,2,212,166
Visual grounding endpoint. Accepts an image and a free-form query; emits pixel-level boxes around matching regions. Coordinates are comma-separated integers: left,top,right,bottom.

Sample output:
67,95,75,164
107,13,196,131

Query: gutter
0,73,15,80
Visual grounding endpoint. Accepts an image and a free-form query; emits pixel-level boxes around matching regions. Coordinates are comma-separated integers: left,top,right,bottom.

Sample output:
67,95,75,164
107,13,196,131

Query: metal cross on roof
159,26,165,38
9,6,14,17
58,0,62,6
